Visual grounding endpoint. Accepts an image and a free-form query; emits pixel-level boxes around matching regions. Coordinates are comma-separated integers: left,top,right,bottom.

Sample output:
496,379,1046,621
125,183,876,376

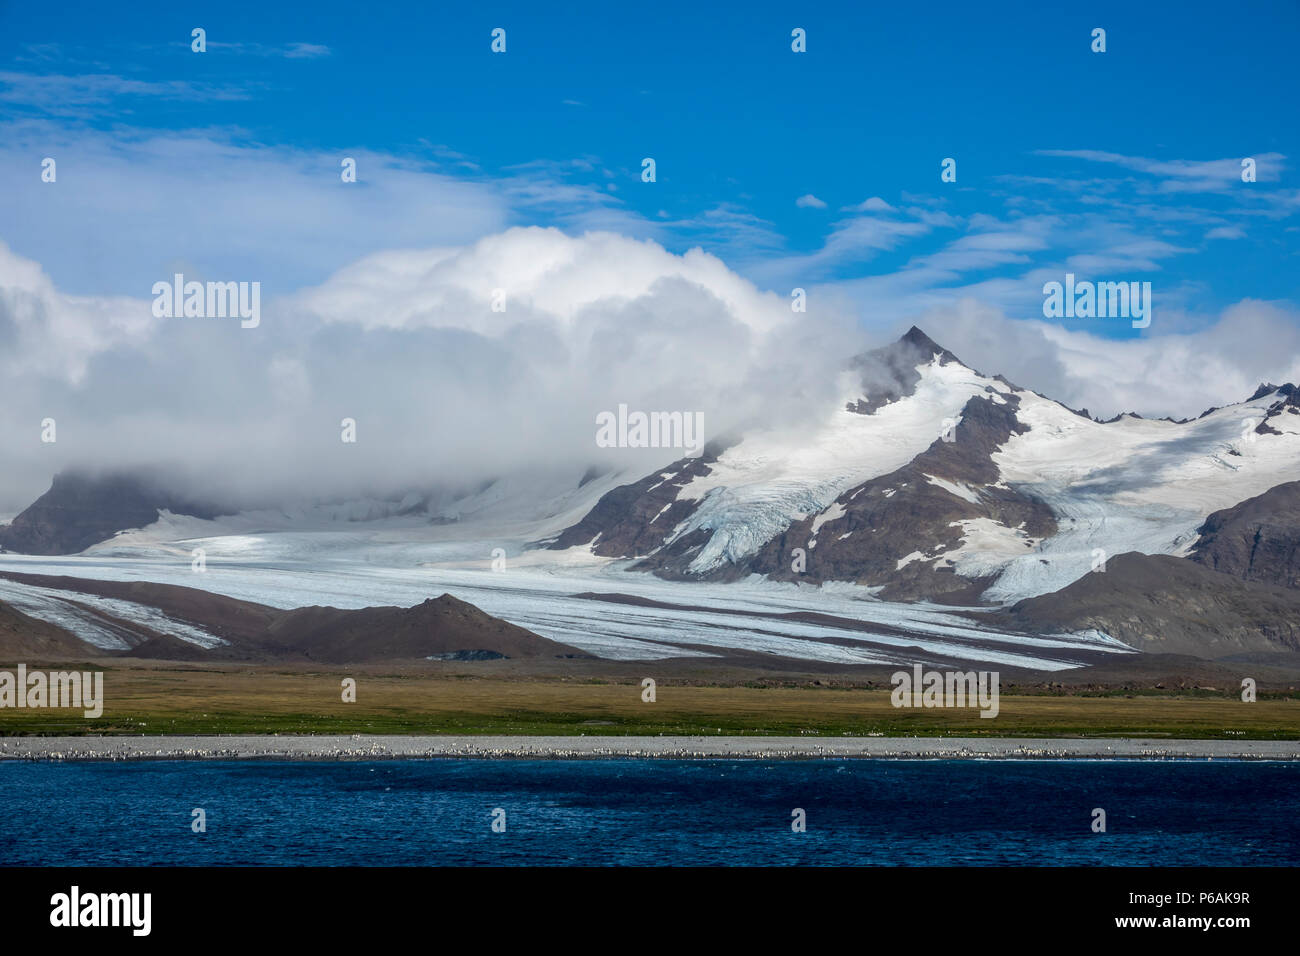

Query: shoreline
1,735,1299,761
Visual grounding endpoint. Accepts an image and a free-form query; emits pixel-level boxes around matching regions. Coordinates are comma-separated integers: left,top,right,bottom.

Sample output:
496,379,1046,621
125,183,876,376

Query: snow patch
895,551,929,571
664,361,1011,573
985,387,1300,602
810,501,847,536
924,474,981,504
934,518,1040,578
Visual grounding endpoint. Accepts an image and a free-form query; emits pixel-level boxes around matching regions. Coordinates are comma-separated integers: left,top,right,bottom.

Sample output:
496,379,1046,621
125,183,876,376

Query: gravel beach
1,735,1298,760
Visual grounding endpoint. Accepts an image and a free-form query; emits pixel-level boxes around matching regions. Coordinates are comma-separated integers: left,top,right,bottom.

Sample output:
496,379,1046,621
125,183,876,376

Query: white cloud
795,194,827,209
206,41,332,59
1,122,1296,515
1,216,1297,515
0,229,863,511
908,298,1300,420
282,43,331,59
846,197,894,213
0,123,511,296
1035,149,1286,193
0,71,252,112
1206,225,1246,240
751,215,932,285
0,241,155,384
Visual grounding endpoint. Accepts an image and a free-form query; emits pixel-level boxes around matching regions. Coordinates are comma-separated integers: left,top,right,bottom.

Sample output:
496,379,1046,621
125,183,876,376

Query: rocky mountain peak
845,326,966,415
897,325,956,361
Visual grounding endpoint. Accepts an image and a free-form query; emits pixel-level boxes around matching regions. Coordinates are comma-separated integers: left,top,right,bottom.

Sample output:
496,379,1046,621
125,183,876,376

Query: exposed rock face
544,445,721,557
617,392,1055,603
548,329,1048,601
543,330,1064,601
0,471,223,555
1190,480,1300,589
728,392,1055,601
0,573,589,663
1254,384,1300,436
1000,552,1300,660
543,326,1300,613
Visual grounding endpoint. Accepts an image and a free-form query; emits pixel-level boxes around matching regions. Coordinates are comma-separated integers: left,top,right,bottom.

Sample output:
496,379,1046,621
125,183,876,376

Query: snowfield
0,576,226,650
0,522,1128,669
1,350,1293,669
985,387,1300,601
663,360,996,572
606,347,1300,605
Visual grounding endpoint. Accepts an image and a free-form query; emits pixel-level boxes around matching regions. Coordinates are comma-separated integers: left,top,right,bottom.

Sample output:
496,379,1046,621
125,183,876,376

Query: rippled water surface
1,759,1295,866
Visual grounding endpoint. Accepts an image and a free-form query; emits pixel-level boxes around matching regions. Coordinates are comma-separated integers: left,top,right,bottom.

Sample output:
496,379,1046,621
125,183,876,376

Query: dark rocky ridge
544,443,723,556
547,327,994,575
728,392,1055,601
1248,382,1297,403
619,392,1057,603
1254,384,1300,435
544,328,1300,611
1001,552,1300,660
845,326,963,415
0,471,225,555
0,572,589,663
550,330,1060,600
0,599,91,658
1190,481,1300,589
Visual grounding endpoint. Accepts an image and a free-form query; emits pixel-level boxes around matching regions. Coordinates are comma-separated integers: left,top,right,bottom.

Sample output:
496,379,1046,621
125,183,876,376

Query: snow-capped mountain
5,326,1299,621
546,327,1300,605
2,325,1298,667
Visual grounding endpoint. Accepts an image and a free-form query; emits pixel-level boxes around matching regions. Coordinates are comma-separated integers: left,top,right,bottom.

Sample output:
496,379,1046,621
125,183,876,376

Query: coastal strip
1,735,1299,761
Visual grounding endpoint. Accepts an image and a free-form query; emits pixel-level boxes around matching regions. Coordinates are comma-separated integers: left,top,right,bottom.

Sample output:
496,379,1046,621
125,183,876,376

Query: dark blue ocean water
0,759,1295,866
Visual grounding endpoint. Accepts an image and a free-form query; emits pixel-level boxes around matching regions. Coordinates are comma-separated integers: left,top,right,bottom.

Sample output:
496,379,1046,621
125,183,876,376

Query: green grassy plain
2,663,1296,738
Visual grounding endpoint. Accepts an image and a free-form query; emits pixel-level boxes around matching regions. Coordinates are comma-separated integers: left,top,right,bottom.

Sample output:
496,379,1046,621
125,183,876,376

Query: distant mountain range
544,328,1300,602
3,326,1298,664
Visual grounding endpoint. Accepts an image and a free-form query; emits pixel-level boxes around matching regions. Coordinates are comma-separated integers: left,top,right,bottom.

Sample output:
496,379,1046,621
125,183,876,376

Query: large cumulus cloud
0,228,860,511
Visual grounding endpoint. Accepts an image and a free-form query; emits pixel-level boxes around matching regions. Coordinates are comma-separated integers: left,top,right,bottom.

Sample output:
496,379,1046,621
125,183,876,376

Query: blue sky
0,0,1299,508
0,0,1296,336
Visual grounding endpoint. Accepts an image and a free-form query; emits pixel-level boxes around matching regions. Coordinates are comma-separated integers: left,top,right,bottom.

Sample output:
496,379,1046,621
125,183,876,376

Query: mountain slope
0,471,224,555
739,390,1057,602
547,327,1300,606
0,599,93,658
1000,552,1300,661
548,327,1007,573
1190,480,1300,589
0,572,589,663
